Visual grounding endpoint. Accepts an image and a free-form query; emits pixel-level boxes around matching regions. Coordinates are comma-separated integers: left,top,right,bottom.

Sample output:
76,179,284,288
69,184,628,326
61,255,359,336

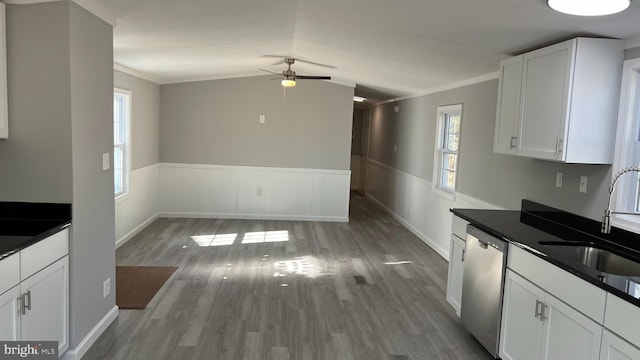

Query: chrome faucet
602,166,640,234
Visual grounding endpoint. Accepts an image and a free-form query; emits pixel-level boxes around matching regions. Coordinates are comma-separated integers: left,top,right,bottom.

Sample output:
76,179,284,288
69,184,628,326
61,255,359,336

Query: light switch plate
579,176,588,193
102,153,110,170
259,115,265,124
556,172,563,188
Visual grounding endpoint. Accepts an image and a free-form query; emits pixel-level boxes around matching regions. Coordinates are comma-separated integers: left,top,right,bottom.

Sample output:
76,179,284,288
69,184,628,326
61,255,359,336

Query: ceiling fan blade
296,75,331,80
260,55,336,69
259,68,281,75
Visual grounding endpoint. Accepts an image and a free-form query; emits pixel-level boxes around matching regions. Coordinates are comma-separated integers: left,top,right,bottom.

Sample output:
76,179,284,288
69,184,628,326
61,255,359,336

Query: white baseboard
365,192,449,260
61,305,119,360
116,212,160,249
159,212,348,223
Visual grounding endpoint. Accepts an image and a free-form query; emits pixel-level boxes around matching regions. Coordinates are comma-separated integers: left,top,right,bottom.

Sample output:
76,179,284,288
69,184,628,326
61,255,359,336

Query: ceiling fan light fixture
281,79,296,87
548,0,631,16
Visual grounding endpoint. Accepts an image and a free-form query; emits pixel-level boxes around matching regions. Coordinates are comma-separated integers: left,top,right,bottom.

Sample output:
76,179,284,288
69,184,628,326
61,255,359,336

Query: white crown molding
114,62,163,84
4,0,115,25
373,71,500,106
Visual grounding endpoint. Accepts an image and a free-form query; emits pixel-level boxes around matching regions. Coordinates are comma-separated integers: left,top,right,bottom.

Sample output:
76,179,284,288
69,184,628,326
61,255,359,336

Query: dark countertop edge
451,209,640,308
0,221,71,261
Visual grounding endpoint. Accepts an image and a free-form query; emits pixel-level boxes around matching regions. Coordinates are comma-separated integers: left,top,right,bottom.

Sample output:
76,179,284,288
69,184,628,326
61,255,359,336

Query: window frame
113,88,131,201
432,104,463,199
611,58,640,233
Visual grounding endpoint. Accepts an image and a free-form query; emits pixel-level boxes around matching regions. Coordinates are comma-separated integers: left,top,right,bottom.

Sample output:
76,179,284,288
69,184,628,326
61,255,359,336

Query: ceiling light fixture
281,79,296,87
353,96,367,102
548,0,631,16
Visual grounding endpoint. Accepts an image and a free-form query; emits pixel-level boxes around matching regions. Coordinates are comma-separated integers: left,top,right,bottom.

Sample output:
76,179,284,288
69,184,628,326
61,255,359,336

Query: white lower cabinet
21,255,69,354
600,330,640,360
446,234,465,316
500,270,602,360
0,285,21,340
0,229,69,357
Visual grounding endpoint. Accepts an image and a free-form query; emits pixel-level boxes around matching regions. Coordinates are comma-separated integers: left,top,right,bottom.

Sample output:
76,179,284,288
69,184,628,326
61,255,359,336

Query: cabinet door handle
534,300,543,320
461,249,465,262
17,296,24,316
510,135,517,149
534,300,547,321
23,291,32,313
555,137,564,153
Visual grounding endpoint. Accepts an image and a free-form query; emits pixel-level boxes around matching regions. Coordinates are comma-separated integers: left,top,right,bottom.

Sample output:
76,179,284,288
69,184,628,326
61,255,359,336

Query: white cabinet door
600,330,640,360
446,234,465,316
518,40,574,161
494,55,523,155
0,285,21,341
500,270,545,360
542,293,602,360
20,256,69,355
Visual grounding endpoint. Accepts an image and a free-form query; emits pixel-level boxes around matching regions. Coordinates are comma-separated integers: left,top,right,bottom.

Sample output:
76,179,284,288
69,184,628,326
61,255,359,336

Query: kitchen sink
539,241,640,277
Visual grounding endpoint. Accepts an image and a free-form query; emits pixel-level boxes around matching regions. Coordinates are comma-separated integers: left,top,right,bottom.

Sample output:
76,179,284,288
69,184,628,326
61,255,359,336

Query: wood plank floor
83,195,492,360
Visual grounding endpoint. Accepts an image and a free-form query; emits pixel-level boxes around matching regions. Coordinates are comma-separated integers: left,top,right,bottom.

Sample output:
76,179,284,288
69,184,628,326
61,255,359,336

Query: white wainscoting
159,163,351,222
115,164,160,248
365,159,501,259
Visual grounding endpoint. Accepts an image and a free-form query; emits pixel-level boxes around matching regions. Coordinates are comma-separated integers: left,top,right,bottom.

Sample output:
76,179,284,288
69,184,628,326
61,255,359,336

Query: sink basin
539,241,640,277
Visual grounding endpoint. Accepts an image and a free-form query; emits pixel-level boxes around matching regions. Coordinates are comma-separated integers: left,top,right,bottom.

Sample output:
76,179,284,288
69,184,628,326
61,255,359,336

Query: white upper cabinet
494,55,523,155
0,3,7,139
494,38,622,163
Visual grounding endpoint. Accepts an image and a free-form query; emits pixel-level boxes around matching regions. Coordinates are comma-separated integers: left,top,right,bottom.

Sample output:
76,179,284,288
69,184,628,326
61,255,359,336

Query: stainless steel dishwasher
461,225,508,359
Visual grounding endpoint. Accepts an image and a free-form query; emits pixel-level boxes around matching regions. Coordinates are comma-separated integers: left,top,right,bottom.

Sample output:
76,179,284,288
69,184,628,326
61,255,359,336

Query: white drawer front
604,293,640,348
0,253,19,295
508,245,606,324
20,228,69,280
452,215,469,240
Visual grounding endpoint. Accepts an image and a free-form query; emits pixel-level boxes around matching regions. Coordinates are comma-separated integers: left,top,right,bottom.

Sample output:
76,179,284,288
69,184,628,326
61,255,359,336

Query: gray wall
69,2,115,348
351,108,363,155
0,2,115,350
114,70,160,169
369,79,611,220
624,46,640,60
160,76,354,170
0,2,73,202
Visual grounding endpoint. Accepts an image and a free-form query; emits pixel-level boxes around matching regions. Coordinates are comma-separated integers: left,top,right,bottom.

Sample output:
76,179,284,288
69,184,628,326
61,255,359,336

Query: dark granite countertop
0,202,71,260
452,200,640,307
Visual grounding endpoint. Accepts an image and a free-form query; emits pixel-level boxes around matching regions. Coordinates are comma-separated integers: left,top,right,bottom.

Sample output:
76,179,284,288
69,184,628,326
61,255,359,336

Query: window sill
611,214,640,235
432,185,455,201
115,192,130,204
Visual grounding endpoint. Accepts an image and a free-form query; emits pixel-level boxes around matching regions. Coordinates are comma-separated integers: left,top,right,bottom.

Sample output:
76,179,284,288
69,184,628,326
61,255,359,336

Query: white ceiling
91,0,640,102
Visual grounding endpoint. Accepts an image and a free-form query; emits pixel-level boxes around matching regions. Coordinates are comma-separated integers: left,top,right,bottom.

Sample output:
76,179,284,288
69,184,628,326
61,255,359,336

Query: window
433,104,462,195
611,58,640,232
113,88,131,199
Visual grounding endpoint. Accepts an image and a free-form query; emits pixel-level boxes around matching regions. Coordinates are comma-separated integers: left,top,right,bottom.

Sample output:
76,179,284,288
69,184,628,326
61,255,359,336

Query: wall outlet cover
579,176,588,193
103,278,111,298
556,172,563,188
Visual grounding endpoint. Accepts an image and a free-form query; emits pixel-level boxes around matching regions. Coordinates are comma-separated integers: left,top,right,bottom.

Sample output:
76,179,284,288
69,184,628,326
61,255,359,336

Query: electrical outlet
259,115,265,124
555,172,563,188
103,278,111,298
579,176,588,193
